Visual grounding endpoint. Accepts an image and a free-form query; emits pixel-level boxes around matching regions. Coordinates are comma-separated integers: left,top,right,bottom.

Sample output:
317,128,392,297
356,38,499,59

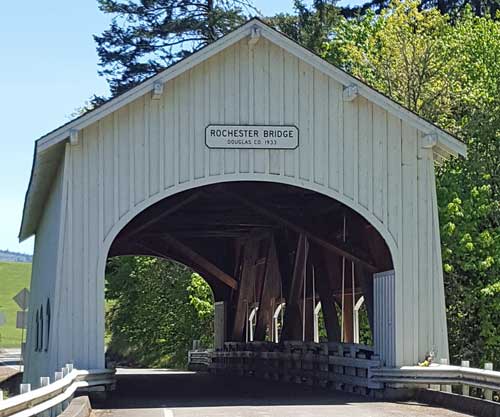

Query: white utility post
313,302,322,343
353,296,365,344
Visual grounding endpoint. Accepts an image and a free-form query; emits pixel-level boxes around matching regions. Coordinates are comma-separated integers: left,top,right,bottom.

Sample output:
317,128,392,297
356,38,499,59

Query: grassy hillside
0,262,31,348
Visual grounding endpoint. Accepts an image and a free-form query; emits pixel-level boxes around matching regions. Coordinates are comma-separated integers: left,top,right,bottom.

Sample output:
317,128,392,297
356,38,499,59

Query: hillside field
0,262,31,348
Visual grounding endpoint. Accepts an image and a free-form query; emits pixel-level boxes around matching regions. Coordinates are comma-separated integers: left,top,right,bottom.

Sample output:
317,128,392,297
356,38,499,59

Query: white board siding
25,37,449,384
24,160,65,384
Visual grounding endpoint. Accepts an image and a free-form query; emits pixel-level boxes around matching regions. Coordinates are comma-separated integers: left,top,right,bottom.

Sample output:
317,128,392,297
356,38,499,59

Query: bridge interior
108,182,393,345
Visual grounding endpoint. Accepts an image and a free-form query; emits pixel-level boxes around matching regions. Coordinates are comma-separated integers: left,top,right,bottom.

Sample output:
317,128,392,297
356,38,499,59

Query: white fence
0,366,115,417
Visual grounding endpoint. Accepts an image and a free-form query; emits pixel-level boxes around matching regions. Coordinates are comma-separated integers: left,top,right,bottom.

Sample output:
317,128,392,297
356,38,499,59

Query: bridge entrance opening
106,181,393,357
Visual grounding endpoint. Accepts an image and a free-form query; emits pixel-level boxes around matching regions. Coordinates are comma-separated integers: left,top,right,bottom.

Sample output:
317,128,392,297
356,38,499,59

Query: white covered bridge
19,18,467,391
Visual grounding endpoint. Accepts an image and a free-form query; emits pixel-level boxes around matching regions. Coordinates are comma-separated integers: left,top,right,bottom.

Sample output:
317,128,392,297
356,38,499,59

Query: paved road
0,349,22,382
92,370,471,417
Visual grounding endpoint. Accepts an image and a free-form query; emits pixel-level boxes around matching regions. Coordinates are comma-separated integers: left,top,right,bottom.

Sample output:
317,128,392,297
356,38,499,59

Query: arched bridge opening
106,181,394,386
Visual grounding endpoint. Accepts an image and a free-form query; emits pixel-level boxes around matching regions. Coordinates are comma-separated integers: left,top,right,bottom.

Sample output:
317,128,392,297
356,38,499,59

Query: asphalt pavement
92,370,472,417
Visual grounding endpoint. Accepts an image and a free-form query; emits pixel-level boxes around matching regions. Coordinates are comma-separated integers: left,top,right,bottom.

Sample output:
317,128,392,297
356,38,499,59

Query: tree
105,256,214,368
94,0,254,95
266,0,342,55
341,0,500,19
323,1,500,367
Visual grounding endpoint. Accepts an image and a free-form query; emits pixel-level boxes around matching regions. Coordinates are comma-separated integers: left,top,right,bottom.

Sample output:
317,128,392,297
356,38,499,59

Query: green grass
0,262,31,348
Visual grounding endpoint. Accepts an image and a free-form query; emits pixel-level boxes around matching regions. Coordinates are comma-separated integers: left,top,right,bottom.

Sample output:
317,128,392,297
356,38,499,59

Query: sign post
0,311,5,348
13,288,30,370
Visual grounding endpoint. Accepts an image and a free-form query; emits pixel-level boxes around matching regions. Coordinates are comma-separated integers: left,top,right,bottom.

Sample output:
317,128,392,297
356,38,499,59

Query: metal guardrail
370,364,500,399
0,368,115,417
188,350,211,367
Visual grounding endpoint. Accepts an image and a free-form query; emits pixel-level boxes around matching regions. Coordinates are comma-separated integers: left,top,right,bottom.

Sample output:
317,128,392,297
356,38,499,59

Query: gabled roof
19,17,467,241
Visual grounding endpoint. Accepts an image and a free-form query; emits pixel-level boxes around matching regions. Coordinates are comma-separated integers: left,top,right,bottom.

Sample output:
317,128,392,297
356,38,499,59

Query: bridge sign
13,288,30,311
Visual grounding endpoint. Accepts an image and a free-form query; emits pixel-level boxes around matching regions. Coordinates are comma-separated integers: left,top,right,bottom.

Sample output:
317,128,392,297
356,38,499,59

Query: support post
281,234,309,341
484,362,493,401
461,360,470,396
214,301,227,350
254,238,282,341
231,239,260,341
312,248,342,342
440,358,452,393
20,384,31,394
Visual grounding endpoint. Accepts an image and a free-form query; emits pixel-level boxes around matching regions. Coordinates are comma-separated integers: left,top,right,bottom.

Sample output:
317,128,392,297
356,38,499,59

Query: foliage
342,0,500,19
266,0,342,54
323,0,500,367
105,256,214,368
0,262,31,349
94,0,254,95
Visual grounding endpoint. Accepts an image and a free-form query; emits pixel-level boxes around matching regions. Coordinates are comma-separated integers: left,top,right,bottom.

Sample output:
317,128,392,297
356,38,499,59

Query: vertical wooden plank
417,134,431,357
178,72,190,183
193,63,206,180
164,80,175,188
253,39,269,174
144,97,150,197
358,97,373,210
102,115,114,236
387,114,402,244
386,115,402,364
209,55,222,176
401,122,418,364
372,105,387,223
128,103,136,208
328,79,343,192
82,129,90,366
342,98,358,200
87,126,100,365
131,98,145,204
149,95,160,196
238,39,250,174
269,43,283,175
313,70,328,185
298,60,312,181
112,112,119,223
188,69,196,182
117,106,130,217
429,156,449,359
283,51,298,178
223,46,237,174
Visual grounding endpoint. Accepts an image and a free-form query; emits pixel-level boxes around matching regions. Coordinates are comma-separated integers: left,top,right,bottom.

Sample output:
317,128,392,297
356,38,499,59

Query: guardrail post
439,359,452,393
0,390,3,401
54,371,63,415
20,383,31,394
40,376,51,387
484,363,493,401
39,377,51,417
460,360,470,396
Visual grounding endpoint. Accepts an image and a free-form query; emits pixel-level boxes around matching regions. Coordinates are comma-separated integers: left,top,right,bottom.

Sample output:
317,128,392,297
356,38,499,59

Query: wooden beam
254,237,282,341
220,190,377,272
231,238,261,341
311,246,341,342
159,234,238,289
281,234,309,341
122,191,203,239
134,240,231,298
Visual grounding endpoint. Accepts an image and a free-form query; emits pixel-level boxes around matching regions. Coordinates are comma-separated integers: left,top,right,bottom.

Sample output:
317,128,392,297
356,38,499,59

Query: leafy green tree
266,0,341,54
323,0,500,367
95,0,254,95
342,0,500,19
105,256,214,368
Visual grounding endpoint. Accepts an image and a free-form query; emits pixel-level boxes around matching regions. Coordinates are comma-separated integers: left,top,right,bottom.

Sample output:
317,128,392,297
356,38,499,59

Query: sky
0,0,363,255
